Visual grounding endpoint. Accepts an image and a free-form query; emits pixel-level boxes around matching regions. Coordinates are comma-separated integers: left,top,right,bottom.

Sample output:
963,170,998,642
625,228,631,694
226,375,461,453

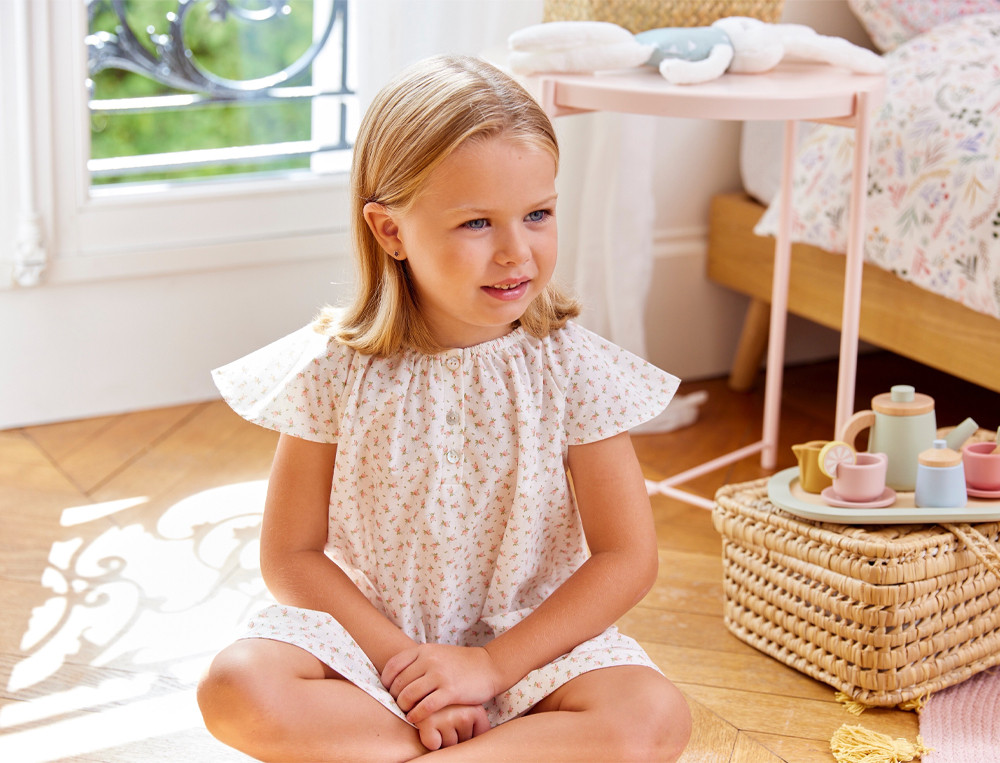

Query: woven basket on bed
713,479,1000,707
543,0,785,33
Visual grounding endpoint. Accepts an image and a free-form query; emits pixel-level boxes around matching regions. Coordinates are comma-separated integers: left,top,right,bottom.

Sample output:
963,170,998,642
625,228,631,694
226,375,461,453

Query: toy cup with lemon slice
821,440,892,504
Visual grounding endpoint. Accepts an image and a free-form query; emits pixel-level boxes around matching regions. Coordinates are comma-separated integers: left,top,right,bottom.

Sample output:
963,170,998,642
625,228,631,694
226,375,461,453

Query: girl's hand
415,704,490,751
381,644,501,724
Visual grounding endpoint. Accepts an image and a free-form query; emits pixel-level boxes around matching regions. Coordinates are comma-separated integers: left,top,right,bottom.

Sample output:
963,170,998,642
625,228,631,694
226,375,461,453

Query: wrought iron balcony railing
85,0,354,184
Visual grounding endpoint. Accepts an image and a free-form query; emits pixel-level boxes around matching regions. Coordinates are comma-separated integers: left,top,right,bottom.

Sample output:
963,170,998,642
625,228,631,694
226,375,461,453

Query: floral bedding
755,12,1000,320
847,0,1000,52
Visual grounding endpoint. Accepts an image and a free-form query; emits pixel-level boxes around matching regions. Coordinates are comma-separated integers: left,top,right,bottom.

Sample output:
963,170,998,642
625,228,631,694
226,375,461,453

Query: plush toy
508,17,886,84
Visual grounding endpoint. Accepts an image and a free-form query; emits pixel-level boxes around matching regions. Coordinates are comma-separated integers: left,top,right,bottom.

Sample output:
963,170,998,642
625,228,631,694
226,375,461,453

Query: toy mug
915,440,966,508
963,442,1000,492
792,440,833,493
839,385,936,492
832,452,888,503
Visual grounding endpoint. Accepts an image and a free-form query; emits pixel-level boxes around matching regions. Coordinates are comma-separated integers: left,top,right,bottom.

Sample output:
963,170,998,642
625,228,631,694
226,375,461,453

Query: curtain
354,1,542,108
554,112,655,359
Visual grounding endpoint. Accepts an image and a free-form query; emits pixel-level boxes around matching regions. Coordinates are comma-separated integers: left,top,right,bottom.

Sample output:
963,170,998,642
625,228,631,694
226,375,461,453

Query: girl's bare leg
199,642,689,762
197,639,425,763
424,666,691,762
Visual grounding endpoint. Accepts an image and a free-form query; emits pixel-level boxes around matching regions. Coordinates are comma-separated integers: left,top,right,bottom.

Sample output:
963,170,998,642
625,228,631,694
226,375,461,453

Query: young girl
198,55,691,762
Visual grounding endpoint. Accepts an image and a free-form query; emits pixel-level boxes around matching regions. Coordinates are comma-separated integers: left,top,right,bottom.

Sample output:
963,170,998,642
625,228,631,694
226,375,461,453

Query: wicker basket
713,479,1000,706
543,0,785,33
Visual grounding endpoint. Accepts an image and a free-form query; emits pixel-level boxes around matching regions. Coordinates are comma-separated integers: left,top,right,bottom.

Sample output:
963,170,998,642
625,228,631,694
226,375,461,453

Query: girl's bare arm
260,433,416,673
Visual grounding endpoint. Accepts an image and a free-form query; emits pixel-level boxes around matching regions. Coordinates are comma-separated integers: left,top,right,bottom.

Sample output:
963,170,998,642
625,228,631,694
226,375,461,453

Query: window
86,0,354,187
4,0,357,287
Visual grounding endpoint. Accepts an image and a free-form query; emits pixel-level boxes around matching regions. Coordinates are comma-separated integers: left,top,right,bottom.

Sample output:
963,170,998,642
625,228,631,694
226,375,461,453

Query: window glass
86,0,353,188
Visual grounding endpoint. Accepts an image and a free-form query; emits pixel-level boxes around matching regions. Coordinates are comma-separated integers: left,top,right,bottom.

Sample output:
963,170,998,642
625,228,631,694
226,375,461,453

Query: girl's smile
366,135,558,349
483,279,529,300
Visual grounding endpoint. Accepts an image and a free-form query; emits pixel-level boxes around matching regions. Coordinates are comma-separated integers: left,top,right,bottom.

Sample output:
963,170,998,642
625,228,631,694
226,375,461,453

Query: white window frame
1,0,352,290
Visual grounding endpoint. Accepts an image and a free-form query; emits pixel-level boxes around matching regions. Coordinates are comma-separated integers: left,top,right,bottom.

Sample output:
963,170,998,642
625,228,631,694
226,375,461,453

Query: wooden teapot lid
918,440,962,467
872,385,934,416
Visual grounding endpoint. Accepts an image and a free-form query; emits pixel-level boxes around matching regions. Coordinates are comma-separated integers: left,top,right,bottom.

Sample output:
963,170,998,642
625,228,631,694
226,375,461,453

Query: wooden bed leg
729,298,771,392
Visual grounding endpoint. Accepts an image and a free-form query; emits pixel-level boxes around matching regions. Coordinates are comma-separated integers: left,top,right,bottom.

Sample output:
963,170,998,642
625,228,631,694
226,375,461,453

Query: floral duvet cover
755,13,1000,319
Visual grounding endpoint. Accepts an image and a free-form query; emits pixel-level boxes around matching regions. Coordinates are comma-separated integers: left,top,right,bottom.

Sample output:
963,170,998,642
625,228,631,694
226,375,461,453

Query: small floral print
215,320,678,727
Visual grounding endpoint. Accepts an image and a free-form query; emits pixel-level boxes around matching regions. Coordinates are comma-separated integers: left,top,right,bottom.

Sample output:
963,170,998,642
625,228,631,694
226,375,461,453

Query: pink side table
526,63,886,509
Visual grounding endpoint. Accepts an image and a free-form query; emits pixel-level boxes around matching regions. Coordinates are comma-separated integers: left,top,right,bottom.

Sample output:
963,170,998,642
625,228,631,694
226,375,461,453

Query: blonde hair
317,54,579,356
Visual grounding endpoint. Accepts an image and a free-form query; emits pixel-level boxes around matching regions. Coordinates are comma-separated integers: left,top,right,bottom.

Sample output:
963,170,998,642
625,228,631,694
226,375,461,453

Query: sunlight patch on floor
2,481,273,762
0,689,203,763
60,496,149,528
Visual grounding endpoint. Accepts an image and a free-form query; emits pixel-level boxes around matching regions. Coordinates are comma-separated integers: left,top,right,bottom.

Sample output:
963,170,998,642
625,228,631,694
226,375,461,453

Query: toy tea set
769,385,1000,524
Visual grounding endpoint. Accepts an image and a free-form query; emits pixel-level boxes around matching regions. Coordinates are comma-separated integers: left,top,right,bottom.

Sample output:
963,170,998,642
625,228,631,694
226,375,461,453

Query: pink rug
919,668,1000,762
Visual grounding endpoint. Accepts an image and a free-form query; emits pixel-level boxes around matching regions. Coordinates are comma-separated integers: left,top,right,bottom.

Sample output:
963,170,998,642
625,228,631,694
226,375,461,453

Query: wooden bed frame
707,192,1000,394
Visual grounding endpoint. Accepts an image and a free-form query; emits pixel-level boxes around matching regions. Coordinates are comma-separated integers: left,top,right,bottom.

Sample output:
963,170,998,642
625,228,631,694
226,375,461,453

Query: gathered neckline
433,325,531,359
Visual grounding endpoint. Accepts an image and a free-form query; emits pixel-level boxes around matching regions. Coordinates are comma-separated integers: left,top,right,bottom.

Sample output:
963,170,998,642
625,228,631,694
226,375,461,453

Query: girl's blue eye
464,218,488,230
526,210,549,223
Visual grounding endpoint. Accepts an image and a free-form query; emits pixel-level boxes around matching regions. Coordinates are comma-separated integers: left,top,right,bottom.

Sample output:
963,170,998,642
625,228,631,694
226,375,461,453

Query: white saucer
821,486,897,509
968,486,1000,499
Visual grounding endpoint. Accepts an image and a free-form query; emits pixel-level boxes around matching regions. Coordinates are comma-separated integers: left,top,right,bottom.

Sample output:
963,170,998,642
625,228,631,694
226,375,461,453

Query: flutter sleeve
211,324,352,444
552,322,680,445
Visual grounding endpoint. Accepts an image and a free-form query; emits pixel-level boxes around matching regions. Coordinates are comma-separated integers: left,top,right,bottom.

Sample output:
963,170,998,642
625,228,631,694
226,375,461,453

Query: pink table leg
835,92,875,437
761,119,798,469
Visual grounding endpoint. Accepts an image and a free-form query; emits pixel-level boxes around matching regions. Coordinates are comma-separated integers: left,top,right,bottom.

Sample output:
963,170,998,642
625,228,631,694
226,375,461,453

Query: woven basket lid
872,385,934,416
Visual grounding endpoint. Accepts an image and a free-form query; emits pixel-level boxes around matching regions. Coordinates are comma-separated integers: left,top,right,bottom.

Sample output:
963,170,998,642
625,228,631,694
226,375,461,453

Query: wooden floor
2,350,997,762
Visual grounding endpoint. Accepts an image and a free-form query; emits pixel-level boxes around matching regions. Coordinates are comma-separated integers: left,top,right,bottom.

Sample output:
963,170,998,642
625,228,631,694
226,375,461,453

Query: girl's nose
495,227,531,266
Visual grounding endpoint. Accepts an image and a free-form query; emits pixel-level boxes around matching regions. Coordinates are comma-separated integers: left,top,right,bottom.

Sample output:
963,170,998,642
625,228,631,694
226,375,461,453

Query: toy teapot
839,385,936,492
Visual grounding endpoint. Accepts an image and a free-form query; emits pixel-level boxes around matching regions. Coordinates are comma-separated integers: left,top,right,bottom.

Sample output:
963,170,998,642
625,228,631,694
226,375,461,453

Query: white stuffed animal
508,17,886,84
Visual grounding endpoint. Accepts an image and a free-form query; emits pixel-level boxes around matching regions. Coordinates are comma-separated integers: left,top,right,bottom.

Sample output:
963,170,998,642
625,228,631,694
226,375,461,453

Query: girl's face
371,135,558,348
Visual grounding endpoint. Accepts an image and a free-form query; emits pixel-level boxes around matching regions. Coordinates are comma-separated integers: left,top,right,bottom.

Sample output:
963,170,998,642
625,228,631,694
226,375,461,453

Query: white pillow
510,21,635,52
508,21,654,74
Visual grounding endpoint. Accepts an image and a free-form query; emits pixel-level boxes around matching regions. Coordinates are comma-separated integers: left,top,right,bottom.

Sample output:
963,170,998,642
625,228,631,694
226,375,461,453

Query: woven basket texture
543,0,785,32
713,479,1000,707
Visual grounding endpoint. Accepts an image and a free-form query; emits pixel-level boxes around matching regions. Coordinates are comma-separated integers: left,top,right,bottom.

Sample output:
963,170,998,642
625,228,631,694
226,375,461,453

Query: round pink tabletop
530,62,886,121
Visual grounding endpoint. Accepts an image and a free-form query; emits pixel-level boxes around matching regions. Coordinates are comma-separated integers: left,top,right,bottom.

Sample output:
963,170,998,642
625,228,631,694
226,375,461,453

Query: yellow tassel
829,724,931,763
835,691,871,716
833,690,931,716
897,694,929,713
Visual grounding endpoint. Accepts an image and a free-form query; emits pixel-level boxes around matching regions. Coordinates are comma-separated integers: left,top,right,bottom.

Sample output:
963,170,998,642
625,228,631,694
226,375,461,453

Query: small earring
391,251,402,260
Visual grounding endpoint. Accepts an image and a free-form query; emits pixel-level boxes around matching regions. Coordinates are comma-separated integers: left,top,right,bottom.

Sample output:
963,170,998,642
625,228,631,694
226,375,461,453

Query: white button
445,356,460,370
446,449,460,464
446,410,459,426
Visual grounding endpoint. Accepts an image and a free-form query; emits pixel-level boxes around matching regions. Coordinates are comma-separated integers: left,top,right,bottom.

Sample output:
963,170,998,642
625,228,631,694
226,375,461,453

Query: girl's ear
363,202,404,258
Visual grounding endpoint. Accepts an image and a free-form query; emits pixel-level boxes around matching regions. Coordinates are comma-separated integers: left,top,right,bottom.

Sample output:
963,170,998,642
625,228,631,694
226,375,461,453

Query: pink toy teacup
832,452,888,503
963,442,1000,492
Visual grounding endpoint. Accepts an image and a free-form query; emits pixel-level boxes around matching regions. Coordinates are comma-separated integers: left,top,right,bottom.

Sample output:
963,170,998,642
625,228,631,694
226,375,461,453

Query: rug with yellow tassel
829,691,932,762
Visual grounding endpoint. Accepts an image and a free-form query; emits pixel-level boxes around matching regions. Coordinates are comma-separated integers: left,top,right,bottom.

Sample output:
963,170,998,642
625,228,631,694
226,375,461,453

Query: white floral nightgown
212,320,679,727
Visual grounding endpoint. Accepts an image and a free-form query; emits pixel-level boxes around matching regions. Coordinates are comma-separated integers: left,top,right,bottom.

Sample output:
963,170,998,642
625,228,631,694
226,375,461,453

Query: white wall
0,261,351,427
0,0,870,428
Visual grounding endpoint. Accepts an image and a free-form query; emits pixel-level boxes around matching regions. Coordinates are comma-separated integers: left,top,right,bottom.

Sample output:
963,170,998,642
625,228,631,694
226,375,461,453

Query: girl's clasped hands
382,643,498,749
